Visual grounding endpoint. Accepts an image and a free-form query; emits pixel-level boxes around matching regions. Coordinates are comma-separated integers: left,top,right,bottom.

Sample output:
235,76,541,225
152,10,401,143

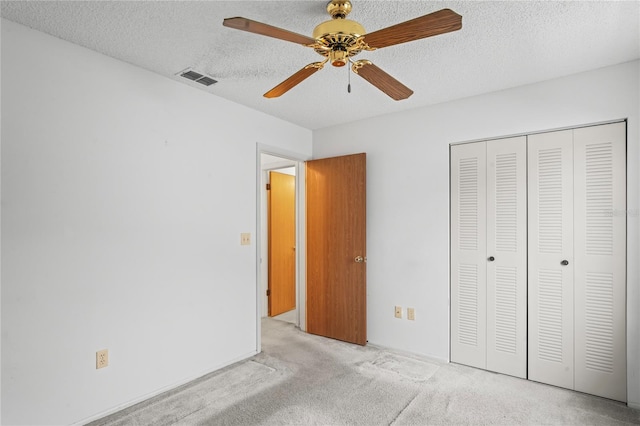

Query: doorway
256,147,368,351
267,166,296,321
257,149,307,350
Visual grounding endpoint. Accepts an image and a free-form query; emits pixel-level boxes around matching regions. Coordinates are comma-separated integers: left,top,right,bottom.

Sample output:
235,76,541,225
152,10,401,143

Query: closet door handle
561,260,569,266
488,256,495,262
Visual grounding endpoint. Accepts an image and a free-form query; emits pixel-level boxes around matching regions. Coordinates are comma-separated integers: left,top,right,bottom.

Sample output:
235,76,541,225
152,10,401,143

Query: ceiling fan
223,0,462,100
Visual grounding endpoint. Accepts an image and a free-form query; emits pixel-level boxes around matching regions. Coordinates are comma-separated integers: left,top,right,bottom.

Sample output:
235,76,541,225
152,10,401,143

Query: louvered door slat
451,143,487,369
527,130,574,390
573,122,626,402
486,137,527,378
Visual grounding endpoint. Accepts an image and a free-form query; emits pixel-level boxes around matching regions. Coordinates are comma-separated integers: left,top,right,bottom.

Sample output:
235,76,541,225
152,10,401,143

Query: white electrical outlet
96,349,109,369
407,308,415,320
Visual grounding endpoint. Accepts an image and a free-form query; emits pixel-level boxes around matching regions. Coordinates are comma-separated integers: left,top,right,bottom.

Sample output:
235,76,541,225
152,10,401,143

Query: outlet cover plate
96,349,109,369
407,308,415,320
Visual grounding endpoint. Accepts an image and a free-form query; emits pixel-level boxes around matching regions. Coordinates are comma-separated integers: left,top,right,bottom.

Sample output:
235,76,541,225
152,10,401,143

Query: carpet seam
388,391,421,425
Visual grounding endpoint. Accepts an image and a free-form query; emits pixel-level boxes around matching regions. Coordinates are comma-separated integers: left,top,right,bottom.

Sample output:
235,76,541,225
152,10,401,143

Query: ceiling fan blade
264,63,324,98
223,17,316,46
352,61,413,101
363,9,462,49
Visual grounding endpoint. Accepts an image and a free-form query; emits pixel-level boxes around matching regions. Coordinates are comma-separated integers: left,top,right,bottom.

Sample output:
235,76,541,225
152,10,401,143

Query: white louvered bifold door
451,142,487,369
573,122,626,402
486,137,527,378
527,130,575,390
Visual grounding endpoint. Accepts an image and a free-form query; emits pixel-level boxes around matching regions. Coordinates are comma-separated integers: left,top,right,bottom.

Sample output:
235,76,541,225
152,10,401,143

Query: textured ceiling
2,1,639,130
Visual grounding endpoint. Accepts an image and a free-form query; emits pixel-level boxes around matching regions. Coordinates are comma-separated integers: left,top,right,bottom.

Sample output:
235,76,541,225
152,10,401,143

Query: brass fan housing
312,1,369,67
312,18,365,40
326,0,352,19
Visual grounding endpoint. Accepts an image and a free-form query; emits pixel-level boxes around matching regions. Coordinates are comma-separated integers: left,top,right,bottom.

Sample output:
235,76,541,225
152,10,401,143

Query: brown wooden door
306,153,366,345
268,171,296,316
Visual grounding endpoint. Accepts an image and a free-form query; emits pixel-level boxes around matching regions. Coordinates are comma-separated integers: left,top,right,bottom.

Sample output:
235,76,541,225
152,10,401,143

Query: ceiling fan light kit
223,0,461,100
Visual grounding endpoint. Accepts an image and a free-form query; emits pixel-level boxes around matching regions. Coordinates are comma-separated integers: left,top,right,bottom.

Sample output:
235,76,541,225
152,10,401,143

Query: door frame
256,144,310,353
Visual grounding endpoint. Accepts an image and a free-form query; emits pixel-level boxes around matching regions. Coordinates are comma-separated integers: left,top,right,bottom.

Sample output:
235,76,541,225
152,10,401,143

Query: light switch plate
241,233,251,245
394,306,402,319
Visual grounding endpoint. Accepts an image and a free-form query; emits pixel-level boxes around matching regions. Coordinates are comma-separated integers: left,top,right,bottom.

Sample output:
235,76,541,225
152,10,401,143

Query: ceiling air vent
177,68,218,87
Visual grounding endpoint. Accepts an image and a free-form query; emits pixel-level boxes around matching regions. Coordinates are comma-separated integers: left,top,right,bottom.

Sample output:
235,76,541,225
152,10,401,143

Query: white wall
0,19,311,425
313,60,640,407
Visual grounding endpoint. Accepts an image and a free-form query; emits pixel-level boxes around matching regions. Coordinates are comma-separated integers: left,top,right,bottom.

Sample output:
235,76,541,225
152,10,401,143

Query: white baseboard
627,401,640,410
366,342,449,364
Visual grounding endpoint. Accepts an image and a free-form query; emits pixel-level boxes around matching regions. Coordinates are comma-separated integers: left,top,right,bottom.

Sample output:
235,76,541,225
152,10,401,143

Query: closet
450,136,527,379
450,122,626,402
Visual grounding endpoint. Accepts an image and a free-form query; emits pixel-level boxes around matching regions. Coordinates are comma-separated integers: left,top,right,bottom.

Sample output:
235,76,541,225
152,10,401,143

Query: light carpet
91,318,640,425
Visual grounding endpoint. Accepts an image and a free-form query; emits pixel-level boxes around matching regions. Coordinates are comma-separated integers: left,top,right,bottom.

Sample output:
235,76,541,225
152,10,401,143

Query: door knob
488,256,495,261
355,256,364,263
561,260,569,266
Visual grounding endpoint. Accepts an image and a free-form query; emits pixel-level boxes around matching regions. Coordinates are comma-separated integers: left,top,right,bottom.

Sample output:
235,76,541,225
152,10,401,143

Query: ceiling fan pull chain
347,63,351,93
